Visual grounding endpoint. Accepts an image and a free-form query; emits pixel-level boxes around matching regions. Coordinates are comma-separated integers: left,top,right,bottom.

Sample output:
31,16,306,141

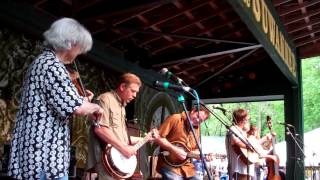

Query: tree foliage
302,57,320,132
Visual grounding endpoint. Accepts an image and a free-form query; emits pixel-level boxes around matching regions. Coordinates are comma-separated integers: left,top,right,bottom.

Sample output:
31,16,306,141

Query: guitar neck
187,153,226,160
271,137,277,154
187,153,199,159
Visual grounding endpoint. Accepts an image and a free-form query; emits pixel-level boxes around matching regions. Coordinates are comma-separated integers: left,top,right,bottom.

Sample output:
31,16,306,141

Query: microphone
290,156,301,161
277,121,295,128
153,81,192,92
212,105,227,114
286,132,299,136
160,68,183,84
285,127,299,137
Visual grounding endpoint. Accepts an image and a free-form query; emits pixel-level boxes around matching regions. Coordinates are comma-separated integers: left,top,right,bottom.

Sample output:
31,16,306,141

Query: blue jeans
159,167,202,180
39,171,68,180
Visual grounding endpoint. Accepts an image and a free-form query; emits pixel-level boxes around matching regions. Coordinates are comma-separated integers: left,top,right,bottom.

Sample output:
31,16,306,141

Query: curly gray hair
43,17,92,53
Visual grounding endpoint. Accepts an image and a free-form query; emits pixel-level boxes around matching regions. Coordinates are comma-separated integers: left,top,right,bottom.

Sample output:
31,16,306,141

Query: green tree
302,57,320,132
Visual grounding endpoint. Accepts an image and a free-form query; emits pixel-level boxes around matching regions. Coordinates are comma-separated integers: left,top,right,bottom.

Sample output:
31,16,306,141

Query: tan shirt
156,112,200,178
86,91,129,172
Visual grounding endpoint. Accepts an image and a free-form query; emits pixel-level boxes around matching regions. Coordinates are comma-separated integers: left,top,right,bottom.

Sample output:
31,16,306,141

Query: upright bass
266,116,281,180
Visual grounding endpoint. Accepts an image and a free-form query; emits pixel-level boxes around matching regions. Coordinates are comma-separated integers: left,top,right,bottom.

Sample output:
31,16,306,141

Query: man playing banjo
86,73,157,180
153,105,210,180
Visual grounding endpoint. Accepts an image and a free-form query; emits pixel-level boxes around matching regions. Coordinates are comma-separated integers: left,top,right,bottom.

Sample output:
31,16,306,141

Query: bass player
153,105,210,180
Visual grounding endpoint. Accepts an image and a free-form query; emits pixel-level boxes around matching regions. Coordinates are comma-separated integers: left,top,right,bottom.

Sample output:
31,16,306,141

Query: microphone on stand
286,132,299,137
153,81,193,92
160,68,184,84
285,126,300,138
285,131,299,136
277,121,295,128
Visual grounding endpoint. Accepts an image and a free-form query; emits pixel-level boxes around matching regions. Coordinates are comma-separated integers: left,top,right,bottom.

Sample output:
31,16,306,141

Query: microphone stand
177,94,213,180
177,90,259,179
201,103,258,152
205,103,259,180
198,102,260,180
286,127,305,159
286,126,306,179
155,76,213,179
156,73,257,179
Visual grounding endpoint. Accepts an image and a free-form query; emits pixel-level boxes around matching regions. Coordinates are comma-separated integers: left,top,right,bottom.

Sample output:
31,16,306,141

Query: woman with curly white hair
8,17,103,180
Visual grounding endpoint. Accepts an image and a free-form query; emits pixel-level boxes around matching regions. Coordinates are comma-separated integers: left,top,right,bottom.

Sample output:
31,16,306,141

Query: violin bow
72,60,88,98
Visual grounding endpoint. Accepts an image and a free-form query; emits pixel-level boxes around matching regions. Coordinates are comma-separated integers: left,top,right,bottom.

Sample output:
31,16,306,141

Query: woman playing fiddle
8,17,103,180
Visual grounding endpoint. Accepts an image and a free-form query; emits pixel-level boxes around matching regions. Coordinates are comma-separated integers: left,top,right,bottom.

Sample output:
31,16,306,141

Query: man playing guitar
153,105,210,180
226,108,276,180
226,108,254,180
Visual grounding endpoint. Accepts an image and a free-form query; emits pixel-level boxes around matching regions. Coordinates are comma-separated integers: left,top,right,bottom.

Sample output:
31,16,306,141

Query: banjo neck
134,135,150,150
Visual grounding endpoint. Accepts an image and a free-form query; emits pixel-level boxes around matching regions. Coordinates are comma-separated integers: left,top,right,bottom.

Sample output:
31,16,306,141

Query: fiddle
66,64,93,102
65,64,102,128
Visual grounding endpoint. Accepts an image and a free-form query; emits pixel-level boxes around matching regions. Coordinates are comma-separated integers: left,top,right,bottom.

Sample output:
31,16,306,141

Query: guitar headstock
206,153,227,161
266,115,272,131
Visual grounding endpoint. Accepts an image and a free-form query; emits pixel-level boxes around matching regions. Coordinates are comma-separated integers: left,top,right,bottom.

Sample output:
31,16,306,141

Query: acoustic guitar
234,145,261,165
230,126,260,165
101,129,157,179
161,141,226,167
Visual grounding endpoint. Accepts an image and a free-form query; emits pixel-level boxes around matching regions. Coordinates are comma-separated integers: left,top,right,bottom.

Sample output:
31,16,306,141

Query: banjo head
110,147,137,175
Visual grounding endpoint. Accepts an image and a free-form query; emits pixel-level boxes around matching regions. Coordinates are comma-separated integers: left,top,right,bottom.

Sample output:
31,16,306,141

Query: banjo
101,129,157,179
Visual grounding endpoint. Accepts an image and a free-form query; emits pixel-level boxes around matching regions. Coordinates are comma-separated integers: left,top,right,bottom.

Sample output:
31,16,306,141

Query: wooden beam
273,0,293,7
195,47,259,87
79,0,174,22
277,0,320,17
0,0,164,86
293,26,320,41
150,17,241,55
282,8,320,26
296,34,320,47
287,17,320,34
109,0,210,46
140,8,233,48
155,44,262,67
298,41,320,58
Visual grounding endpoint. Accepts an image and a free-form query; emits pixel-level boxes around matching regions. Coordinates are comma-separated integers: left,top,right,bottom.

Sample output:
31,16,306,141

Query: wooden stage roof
1,0,319,98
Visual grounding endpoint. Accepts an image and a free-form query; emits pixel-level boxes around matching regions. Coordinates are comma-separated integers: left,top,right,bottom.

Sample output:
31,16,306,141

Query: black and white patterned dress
8,49,84,179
